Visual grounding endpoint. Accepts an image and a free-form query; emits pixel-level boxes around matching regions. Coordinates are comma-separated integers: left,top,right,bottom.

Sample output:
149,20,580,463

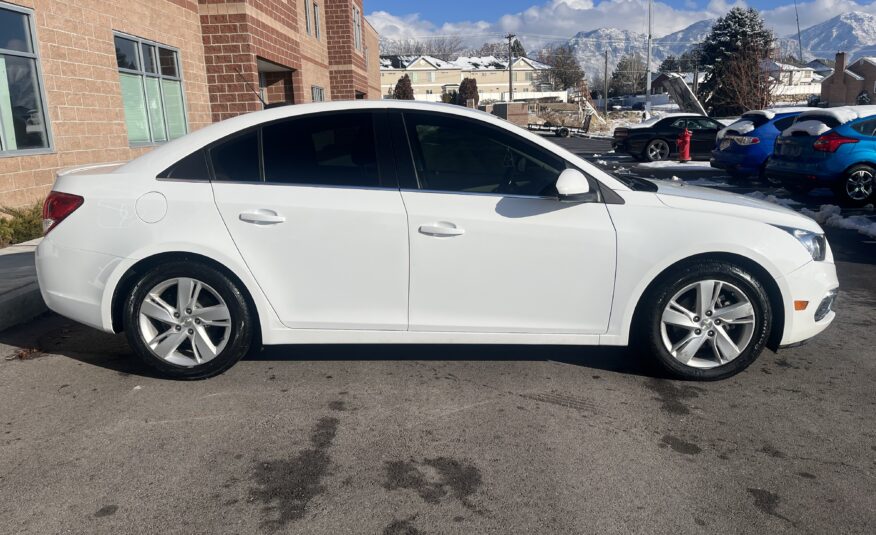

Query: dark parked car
613,113,724,161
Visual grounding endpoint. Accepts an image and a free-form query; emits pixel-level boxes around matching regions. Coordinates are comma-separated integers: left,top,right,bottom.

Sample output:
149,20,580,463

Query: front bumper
778,259,839,346
35,238,123,332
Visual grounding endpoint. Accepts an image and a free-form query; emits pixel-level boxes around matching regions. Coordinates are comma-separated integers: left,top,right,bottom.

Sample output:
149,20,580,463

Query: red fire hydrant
676,128,692,163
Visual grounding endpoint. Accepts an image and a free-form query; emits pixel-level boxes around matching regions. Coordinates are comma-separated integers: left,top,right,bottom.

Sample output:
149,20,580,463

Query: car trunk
773,133,826,164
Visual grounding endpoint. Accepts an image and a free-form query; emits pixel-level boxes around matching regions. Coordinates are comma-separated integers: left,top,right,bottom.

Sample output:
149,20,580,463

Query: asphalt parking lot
1,137,874,534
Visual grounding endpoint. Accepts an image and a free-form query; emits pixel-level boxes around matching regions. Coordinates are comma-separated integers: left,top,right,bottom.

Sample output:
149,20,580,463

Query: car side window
158,149,210,180
669,119,687,129
402,112,565,196
851,118,876,136
262,112,382,187
210,130,260,182
687,118,717,130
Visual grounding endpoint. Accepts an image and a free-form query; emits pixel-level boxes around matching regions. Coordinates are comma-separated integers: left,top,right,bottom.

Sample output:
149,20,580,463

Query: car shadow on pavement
0,314,663,379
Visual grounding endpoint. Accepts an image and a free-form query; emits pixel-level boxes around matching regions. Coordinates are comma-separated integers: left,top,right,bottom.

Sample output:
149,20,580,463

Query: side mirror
556,169,597,202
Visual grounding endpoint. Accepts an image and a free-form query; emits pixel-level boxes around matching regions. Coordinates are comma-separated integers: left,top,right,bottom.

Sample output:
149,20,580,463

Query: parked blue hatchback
765,106,876,206
710,108,806,180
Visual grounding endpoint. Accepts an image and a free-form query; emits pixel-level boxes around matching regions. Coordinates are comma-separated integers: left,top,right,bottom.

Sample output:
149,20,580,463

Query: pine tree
698,7,774,115
392,74,414,100
538,45,584,91
511,39,527,59
457,78,479,107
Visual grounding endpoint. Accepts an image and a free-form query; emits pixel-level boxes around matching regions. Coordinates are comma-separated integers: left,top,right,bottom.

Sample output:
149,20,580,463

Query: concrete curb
0,238,47,332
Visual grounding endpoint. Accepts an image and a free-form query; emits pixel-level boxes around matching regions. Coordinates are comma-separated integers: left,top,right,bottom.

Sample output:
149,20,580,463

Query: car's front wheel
123,261,254,379
835,164,875,207
644,139,671,162
638,261,772,380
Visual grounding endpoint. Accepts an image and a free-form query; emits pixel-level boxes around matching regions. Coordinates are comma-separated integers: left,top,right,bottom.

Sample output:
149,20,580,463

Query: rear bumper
778,260,839,346
710,150,763,176
35,238,122,332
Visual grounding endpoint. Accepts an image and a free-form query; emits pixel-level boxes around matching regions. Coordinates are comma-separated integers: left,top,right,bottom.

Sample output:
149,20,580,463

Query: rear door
210,111,410,331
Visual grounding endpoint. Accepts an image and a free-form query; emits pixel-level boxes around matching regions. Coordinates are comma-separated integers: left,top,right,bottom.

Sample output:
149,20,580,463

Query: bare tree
380,36,466,62
713,46,774,113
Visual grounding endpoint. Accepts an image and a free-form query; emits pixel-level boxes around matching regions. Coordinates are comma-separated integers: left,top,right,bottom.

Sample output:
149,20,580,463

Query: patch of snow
636,161,715,170
801,204,876,239
783,119,831,136
719,119,755,139
684,177,728,187
595,159,608,165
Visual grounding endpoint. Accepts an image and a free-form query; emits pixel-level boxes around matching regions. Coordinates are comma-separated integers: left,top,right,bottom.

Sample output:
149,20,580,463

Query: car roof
116,100,631,192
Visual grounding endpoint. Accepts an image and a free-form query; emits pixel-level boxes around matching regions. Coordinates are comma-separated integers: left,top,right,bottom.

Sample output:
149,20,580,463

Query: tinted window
403,112,565,196
687,118,718,130
669,118,687,129
773,116,797,132
794,114,840,129
114,36,139,70
159,150,210,180
262,112,381,187
851,118,876,136
210,131,260,182
0,8,32,53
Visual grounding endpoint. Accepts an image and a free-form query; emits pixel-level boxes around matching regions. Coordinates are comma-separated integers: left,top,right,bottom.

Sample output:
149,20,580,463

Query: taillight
42,191,83,234
813,131,859,152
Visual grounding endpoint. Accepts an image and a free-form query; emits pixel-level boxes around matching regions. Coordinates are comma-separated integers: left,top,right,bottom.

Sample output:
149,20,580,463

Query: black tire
644,139,672,162
556,127,571,138
834,164,875,207
123,261,254,379
637,261,772,381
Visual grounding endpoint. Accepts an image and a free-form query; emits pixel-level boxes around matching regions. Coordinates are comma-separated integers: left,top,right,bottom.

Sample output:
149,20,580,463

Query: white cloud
368,0,876,50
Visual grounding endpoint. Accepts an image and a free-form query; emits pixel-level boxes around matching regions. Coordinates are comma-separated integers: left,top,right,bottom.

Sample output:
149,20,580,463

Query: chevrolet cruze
36,101,839,380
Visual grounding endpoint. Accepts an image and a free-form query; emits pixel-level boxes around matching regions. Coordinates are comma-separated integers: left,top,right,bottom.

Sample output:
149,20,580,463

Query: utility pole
603,50,609,115
645,0,652,113
506,33,516,102
793,0,804,63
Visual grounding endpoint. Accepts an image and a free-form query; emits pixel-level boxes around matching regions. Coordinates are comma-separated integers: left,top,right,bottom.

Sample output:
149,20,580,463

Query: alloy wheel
846,169,874,201
659,279,756,369
138,277,231,367
647,140,670,161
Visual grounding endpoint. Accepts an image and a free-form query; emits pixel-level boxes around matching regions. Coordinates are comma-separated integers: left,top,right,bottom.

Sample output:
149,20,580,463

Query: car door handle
239,209,286,225
419,222,465,237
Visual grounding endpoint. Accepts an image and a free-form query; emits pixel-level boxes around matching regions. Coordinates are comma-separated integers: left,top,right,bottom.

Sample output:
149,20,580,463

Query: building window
313,2,321,40
114,33,187,145
0,4,50,154
353,6,362,50
311,86,325,102
364,46,369,68
304,0,312,35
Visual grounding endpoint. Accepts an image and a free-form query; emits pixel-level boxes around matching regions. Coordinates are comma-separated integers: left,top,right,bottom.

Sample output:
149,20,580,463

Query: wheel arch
630,252,786,351
109,251,263,347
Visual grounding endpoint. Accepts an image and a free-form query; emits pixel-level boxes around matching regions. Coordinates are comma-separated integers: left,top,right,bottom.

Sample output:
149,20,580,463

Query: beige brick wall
0,0,210,207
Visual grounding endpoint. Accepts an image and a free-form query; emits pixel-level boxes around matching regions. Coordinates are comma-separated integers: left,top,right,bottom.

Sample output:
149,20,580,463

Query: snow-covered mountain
559,11,876,78
794,11,876,60
561,19,714,77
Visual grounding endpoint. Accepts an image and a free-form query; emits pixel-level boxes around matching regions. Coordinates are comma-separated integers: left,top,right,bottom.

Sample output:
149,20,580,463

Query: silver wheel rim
846,170,873,201
660,280,756,369
648,140,670,161
138,277,231,367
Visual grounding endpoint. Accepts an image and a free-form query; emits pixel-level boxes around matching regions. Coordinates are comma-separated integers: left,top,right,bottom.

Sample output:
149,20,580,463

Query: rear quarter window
772,116,797,132
851,118,876,136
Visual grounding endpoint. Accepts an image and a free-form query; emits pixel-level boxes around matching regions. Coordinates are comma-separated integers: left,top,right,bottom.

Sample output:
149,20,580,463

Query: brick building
0,0,380,207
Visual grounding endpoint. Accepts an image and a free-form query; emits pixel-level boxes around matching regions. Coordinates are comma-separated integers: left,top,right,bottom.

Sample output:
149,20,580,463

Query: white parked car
36,101,838,380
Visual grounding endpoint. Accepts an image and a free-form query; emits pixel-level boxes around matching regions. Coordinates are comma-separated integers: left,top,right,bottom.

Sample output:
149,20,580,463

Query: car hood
652,180,822,233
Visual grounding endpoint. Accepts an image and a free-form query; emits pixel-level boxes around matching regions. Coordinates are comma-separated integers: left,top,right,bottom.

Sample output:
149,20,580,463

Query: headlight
776,226,827,261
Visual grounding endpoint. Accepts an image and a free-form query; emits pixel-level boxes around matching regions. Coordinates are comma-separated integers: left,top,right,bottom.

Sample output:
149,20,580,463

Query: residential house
380,55,561,102
820,52,876,106
0,0,380,207
761,60,821,99
806,58,834,77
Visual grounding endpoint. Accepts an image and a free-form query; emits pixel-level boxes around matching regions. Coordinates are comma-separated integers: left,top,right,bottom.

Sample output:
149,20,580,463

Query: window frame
113,31,188,147
313,1,321,40
0,1,53,158
311,85,325,102
304,0,312,35
159,110,397,191
396,110,591,200
353,5,362,51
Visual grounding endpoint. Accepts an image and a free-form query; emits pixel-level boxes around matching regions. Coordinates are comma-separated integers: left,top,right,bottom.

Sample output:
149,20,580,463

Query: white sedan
36,101,838,380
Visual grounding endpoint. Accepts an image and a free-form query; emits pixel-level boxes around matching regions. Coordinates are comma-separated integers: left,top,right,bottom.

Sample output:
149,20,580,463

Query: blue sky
366,0,876,45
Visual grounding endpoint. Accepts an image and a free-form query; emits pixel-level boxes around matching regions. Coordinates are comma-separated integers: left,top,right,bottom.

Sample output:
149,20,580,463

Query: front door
686,117,721,156
210,111,409,331
398,111,617,334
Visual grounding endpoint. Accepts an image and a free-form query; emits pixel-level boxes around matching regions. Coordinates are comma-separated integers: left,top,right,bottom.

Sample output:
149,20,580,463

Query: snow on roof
795,105,876,124
761,60,814,72
379,55,458,70
452,56,507,70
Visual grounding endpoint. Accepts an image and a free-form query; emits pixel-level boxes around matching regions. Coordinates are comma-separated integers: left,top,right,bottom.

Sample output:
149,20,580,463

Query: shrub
0,203,43,248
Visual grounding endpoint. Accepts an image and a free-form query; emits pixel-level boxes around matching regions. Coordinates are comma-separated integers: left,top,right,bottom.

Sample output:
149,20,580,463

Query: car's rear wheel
123,261,254,379
644,139,671,162
835,165,875,207
638,261,772,381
